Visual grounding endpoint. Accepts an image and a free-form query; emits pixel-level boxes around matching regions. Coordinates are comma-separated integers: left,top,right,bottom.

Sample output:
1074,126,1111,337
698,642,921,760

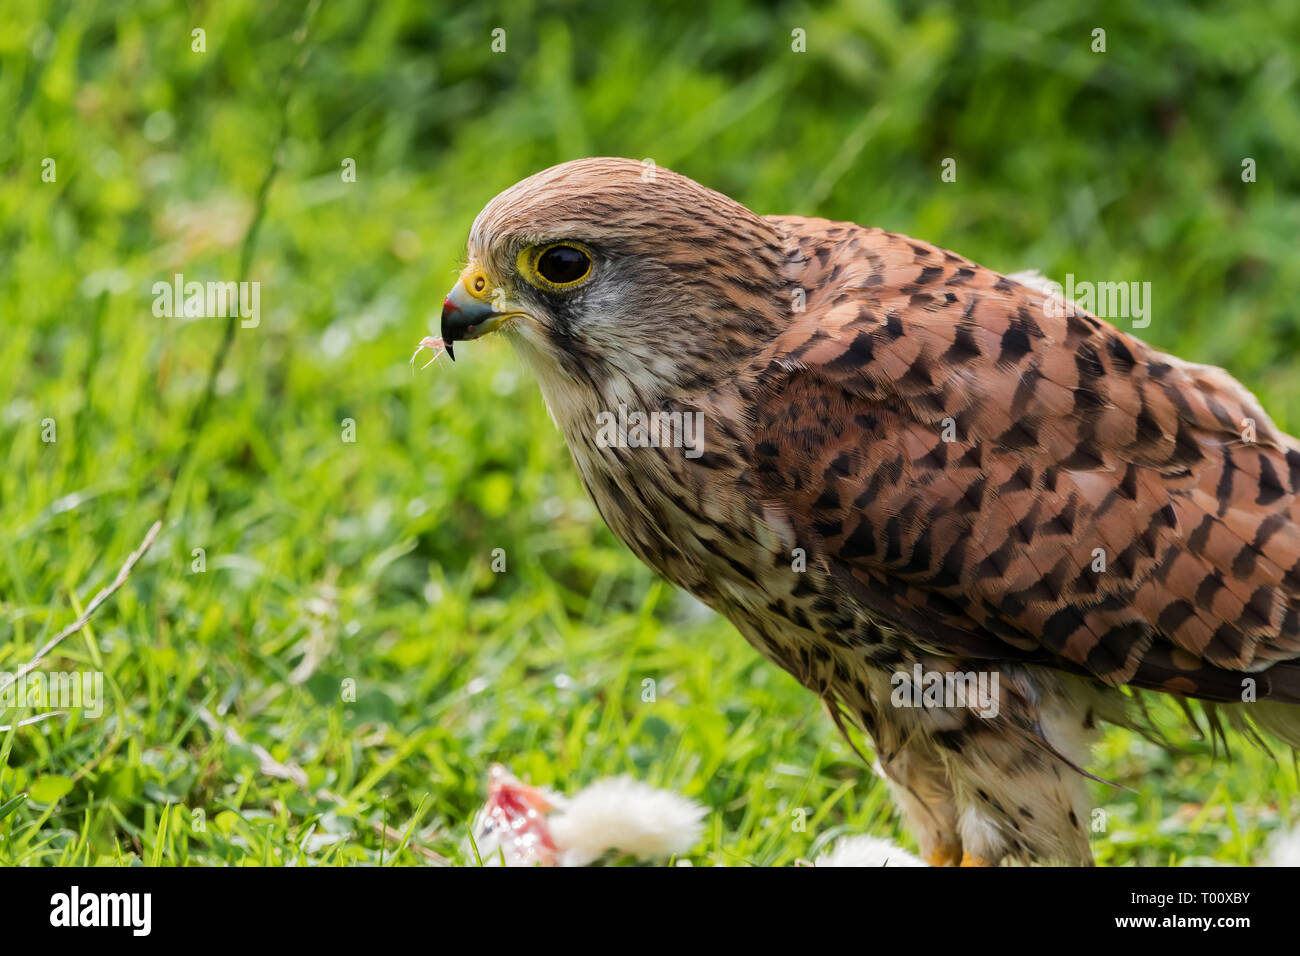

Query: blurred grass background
1,0,1299,865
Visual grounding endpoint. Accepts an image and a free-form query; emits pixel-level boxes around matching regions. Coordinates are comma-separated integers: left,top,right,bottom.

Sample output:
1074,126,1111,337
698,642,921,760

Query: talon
925,845,963,867
959,852,994,867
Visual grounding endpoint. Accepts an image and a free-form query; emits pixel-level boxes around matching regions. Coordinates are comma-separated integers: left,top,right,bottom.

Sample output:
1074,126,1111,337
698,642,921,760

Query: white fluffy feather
548,776,706,867
814,835,926,867
1268,825,1300,866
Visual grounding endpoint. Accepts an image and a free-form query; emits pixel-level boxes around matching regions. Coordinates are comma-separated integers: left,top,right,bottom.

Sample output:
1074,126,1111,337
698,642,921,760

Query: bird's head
440,158,792,401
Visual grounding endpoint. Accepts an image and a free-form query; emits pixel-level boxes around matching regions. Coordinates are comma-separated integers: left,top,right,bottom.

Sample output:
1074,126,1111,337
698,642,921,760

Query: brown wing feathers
753,219,1300,704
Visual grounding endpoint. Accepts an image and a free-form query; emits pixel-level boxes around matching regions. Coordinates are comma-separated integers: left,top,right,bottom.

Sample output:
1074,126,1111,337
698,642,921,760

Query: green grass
2,0,1299,865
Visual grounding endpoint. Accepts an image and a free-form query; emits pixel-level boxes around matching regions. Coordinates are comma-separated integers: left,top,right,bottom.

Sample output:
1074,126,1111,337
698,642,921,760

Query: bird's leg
874,741,964,868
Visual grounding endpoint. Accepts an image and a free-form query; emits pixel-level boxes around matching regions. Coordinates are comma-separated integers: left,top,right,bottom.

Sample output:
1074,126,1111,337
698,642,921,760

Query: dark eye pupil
537,246,590,284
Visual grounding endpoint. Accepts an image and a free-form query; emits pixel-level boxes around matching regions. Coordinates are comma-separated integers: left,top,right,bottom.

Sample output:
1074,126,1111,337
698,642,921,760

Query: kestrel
437,157,1300,865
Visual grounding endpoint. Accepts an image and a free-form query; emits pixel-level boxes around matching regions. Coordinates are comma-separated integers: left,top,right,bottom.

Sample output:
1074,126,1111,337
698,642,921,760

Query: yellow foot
960,852,994,867
924,845,962,867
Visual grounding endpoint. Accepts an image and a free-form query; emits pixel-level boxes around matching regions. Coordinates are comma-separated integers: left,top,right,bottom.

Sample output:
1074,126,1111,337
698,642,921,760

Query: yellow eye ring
518,242,594,292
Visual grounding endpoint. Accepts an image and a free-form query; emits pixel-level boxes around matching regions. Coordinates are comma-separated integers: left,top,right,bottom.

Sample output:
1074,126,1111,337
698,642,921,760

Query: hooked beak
439,266,524,361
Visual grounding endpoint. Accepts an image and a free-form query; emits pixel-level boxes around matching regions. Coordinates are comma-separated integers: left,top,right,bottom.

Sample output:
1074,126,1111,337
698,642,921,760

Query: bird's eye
527,243,593,289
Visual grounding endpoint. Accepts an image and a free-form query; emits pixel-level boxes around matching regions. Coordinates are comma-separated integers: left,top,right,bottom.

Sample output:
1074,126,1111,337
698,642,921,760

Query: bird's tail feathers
1100,687,1300,759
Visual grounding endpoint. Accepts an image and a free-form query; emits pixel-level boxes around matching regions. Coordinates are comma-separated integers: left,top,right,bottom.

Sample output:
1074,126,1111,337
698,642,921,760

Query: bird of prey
437,157,1300,865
